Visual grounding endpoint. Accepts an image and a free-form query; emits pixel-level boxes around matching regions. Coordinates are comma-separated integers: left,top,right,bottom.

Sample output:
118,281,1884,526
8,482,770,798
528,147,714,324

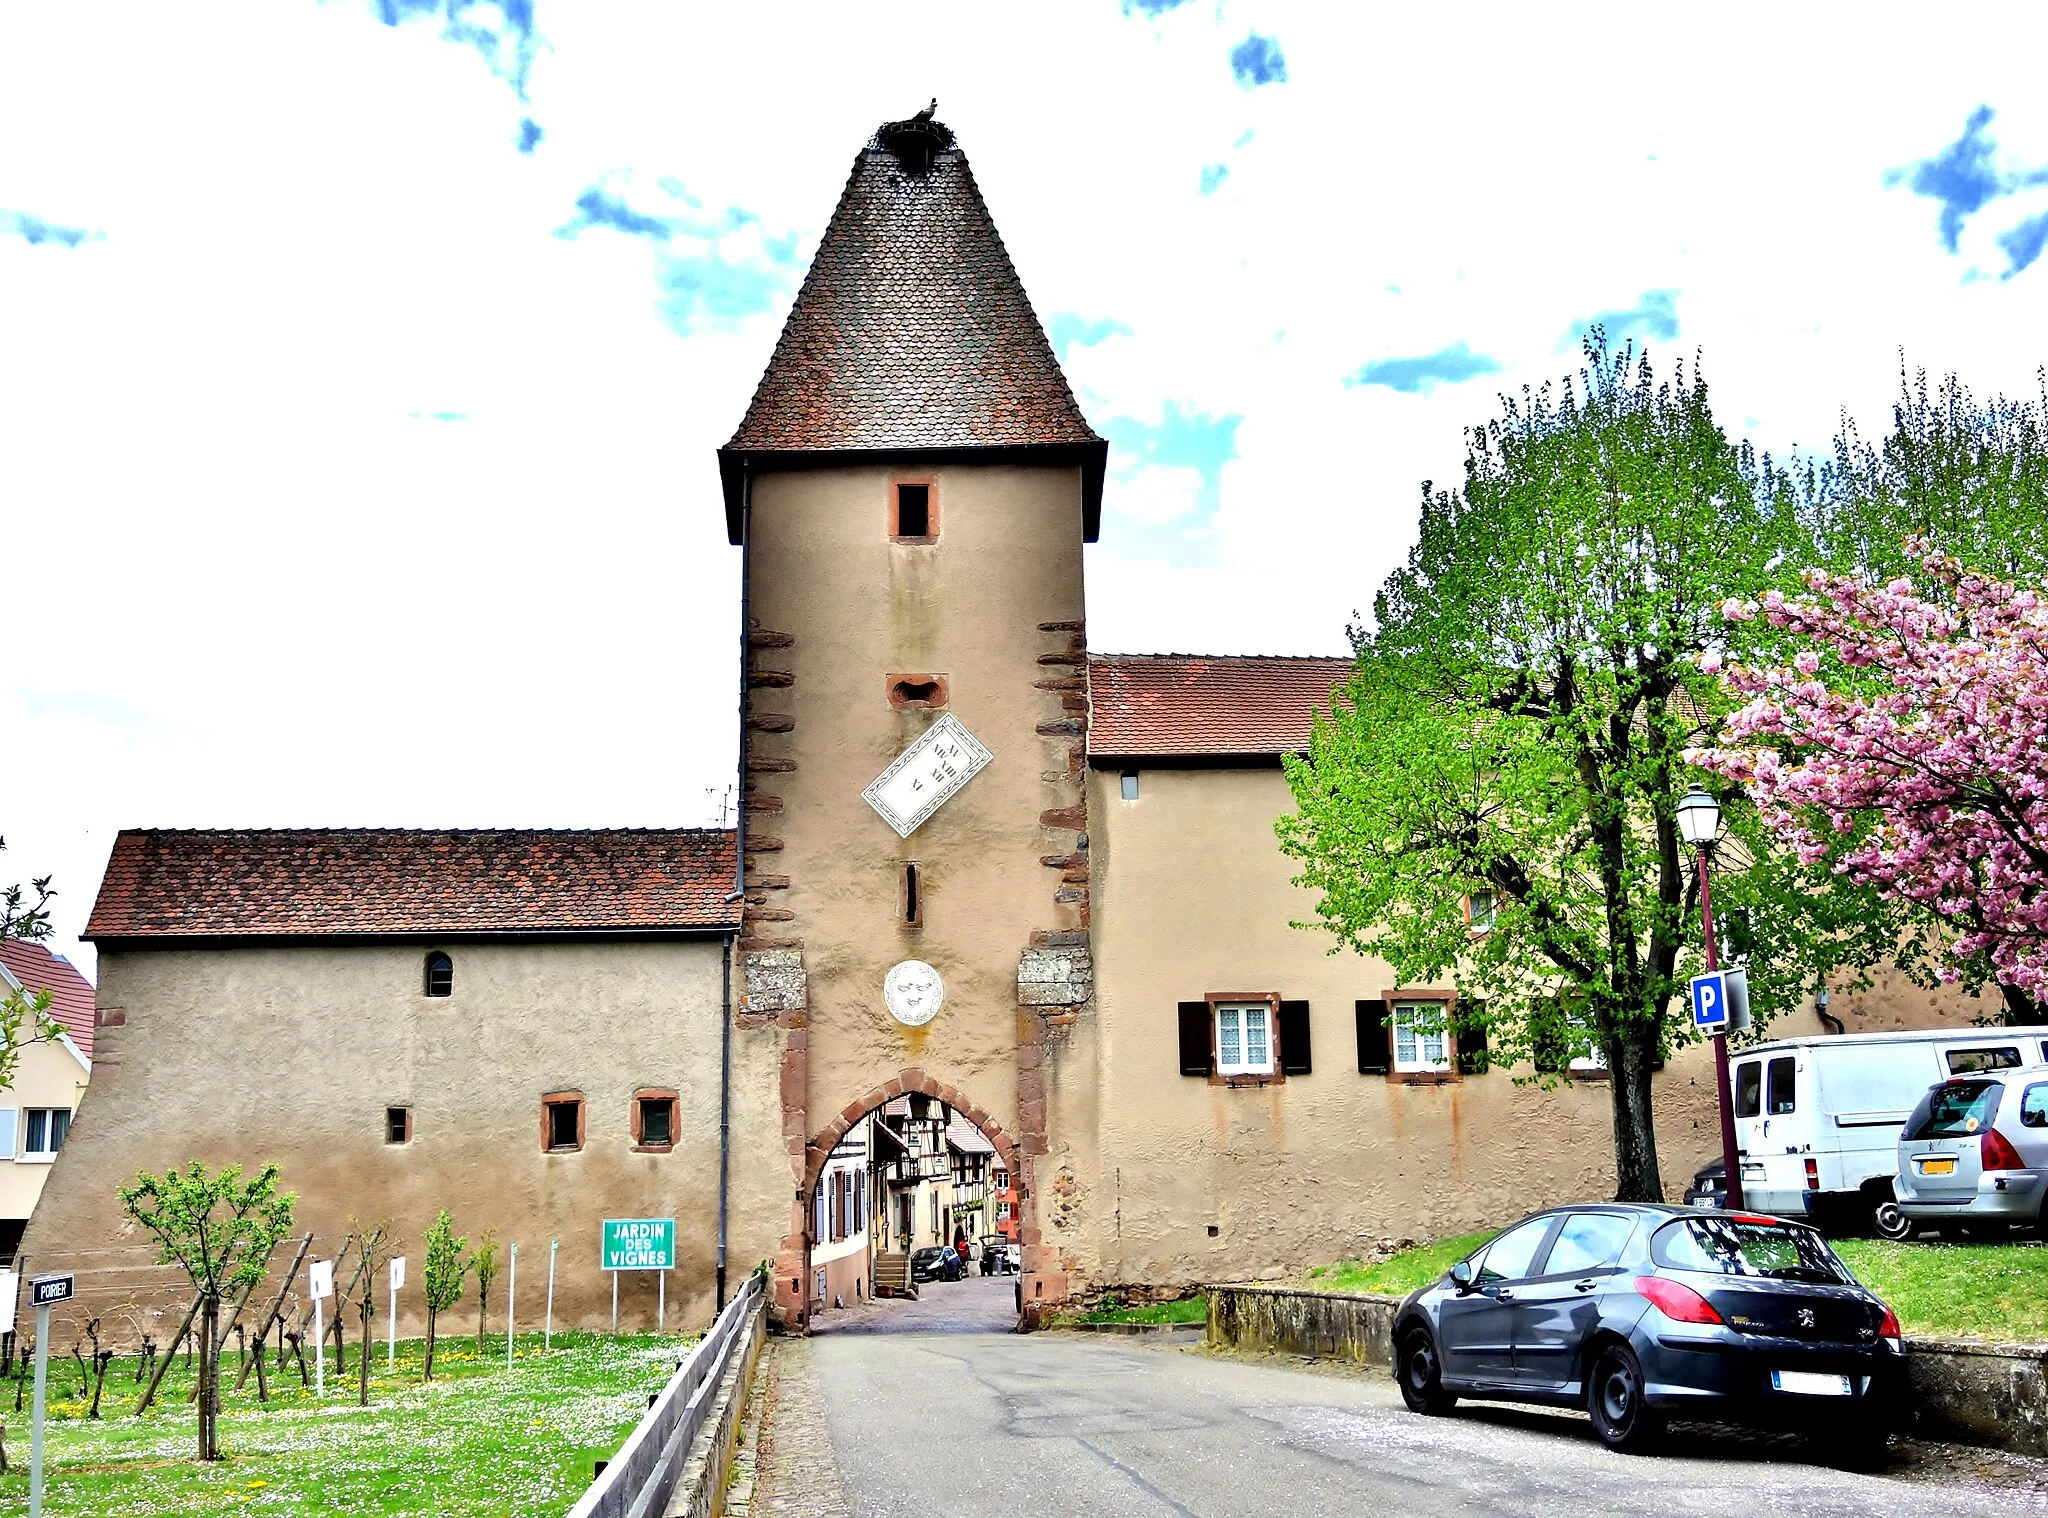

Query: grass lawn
0,1329,683,1516
1054,1296,1207,1326
1834,1238,2048,1341
1299,1229,2048,1342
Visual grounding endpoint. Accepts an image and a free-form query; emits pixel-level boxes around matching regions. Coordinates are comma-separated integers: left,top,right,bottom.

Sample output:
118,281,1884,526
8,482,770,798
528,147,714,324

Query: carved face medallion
884,960,945,1027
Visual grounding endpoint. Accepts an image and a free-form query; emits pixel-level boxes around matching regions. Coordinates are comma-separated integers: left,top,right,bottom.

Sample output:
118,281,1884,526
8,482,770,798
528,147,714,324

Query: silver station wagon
1895,1069,2048,1238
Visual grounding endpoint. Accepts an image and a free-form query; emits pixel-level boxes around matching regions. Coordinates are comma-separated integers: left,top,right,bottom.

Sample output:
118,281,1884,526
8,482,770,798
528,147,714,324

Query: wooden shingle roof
85,829,740,944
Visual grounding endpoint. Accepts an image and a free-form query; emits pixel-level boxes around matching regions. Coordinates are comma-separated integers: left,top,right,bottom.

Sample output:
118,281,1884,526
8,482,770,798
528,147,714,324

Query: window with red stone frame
541,1091,585,1152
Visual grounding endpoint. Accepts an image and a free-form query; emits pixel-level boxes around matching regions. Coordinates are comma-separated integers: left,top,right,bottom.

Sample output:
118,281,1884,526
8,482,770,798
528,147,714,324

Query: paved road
776,1277,2047,1517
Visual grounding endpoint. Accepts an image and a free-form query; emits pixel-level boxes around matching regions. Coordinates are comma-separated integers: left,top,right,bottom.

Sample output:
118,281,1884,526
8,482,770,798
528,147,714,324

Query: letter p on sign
1691,971,1729,1032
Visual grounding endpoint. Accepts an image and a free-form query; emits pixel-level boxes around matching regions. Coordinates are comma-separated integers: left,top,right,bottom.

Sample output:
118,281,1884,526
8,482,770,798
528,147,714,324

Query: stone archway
776,1067,1022,1332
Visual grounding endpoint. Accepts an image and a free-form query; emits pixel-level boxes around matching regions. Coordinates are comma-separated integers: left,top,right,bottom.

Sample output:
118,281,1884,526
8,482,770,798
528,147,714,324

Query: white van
1729,1027,2048,1237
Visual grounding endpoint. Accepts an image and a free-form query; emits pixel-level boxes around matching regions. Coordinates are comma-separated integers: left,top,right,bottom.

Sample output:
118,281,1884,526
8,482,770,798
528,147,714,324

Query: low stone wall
1206,1285,2048,1458
666,1294,767,1518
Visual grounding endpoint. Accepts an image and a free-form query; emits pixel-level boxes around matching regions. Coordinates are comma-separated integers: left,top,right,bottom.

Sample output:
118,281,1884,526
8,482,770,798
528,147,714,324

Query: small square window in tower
385,1107,411,1144
636,1094,676,1149
892,482,935,542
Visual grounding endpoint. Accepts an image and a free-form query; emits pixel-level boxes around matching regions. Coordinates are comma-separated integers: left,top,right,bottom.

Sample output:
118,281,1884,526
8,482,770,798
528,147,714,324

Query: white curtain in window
1244,1007,1269,1068
1218,1006,1241,1067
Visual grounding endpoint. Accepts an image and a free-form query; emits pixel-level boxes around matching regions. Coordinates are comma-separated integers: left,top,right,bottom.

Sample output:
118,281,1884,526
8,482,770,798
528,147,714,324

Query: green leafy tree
116,1163,295,1459
420,1210,469,1380
0,836,55,944
1802,365,2048,584
473,1229,500,1350
351,1219,389,1407
1279,337,1902,1201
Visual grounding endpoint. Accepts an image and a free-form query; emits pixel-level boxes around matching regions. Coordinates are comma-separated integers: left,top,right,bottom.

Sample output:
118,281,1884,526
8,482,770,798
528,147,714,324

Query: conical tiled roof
718,114,1105,541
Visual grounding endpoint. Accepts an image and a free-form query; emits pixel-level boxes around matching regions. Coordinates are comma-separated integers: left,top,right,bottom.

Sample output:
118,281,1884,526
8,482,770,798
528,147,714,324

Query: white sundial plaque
884,960,945,1027
860,711,993,838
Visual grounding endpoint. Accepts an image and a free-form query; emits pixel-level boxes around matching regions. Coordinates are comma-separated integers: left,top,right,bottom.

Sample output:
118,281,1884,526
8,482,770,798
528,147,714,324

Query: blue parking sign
1691,971,1729,1032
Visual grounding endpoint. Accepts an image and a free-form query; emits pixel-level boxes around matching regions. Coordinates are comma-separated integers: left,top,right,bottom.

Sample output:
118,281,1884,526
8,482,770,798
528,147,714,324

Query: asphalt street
797,1277,2045,1517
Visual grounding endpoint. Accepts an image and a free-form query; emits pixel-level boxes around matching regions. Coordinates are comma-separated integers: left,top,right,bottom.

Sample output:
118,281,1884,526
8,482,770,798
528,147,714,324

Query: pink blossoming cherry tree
1693,547,2048,1022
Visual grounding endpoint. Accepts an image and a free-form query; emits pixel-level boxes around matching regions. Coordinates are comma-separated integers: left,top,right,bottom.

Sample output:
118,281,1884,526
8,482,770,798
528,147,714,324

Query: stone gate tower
717,108,1105,1326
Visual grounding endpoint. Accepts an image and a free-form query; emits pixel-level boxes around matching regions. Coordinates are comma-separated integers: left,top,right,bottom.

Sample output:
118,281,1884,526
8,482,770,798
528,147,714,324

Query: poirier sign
600,1218,676,1271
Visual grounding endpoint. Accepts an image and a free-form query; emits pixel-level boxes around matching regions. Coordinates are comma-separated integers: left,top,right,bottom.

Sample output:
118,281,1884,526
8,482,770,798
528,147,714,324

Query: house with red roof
0,939,94,1265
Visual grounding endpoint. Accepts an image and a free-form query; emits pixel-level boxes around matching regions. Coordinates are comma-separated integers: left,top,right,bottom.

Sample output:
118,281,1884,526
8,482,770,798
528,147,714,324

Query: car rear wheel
1397,1329,1457,1416
1871,1197,1918,1242
1587,1342,1663,1454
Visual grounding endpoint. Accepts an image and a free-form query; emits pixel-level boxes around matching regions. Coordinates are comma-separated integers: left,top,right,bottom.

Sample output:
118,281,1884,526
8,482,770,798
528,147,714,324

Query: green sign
600,1218,676,1271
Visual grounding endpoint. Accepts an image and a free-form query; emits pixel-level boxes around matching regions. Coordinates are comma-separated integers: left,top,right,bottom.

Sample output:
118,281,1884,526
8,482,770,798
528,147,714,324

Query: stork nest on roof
875,102,955,174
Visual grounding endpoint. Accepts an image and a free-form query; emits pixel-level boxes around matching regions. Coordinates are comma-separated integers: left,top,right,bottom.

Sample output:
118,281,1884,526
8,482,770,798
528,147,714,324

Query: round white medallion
884,960,945,1027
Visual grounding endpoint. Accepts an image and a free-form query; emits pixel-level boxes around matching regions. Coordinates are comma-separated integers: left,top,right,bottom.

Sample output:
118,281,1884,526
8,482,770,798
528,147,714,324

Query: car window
1473,1217,1553,1285
1651,1217,1851,1283
1906,1080,2002,1139
2022,1085,2048,1130
1766,1056,1796,1114
1734,1060,1762,1118
1946,1046,2023,1074
1542,1213,1635,1276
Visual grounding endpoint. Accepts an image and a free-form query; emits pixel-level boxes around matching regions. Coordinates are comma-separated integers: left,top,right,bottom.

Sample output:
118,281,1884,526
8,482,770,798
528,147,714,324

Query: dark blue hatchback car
1392,1204,1904,1453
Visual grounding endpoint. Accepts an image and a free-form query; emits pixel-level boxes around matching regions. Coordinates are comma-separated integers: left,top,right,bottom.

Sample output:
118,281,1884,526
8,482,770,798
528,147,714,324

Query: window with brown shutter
1177,1002,1213,1076
1279,1001,1312,1075
1356,1000,1389,1075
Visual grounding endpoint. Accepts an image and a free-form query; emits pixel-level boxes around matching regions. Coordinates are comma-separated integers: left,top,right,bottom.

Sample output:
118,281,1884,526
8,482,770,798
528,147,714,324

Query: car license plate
1920,1157,1957,1176
1690,1195,1718,1209
1772,1370,1852,1396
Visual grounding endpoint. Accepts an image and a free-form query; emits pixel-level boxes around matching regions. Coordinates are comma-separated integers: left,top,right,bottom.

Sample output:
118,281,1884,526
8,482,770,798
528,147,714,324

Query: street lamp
1678,783,1744,1210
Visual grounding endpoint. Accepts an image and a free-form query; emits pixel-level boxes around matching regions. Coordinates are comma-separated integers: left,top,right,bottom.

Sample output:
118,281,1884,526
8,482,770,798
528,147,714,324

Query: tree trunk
358,1296,372,1407
477,1290,487,1352
1607,1030,1665,1202
197,1295,220,1461
424,1307,437,1382
2000,983,2044,1025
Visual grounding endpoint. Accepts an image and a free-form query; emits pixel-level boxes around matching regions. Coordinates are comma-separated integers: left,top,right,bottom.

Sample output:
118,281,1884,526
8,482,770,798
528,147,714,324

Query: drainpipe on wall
716,462,753,1313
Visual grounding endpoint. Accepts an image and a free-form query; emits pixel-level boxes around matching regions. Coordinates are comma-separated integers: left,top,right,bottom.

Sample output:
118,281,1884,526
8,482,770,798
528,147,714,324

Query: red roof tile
719,115,1105,541
1087,654,1354,758
0,939,95,1058
85,829,740,944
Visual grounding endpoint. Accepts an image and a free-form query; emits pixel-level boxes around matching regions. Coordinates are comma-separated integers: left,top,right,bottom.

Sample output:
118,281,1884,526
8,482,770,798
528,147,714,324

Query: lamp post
1678,783,1744,1211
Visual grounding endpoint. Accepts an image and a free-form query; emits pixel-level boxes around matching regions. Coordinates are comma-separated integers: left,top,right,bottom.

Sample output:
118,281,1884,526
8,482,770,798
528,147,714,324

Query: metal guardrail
566,1273,764,1518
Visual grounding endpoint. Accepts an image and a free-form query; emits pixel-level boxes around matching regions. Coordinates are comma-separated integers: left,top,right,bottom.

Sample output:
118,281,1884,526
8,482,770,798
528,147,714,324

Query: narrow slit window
902,863,922,928
1120,771,1139,801
385,1107,411,1144
424,951,453,998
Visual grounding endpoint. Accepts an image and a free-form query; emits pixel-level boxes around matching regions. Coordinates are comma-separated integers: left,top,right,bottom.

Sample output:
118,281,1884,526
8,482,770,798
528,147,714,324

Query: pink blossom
1699,650,1723,675
1793,650,1820,675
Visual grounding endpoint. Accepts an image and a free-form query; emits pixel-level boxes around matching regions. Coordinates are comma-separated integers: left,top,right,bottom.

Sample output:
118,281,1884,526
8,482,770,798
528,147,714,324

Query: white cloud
1107,465,1205,526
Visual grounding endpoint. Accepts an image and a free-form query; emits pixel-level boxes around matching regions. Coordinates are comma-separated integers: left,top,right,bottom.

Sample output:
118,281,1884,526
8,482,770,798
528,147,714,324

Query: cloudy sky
5,2,2048,974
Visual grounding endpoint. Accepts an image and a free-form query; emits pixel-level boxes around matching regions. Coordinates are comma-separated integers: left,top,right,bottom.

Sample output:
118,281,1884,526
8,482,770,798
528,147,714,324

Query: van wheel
1871,1198,1918,1242
1397,1329,1457,1416
1588,1342,1663,1454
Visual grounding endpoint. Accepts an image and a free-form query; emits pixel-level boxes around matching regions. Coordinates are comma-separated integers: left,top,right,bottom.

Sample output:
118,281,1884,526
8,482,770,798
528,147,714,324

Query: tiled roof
0,940,95,1058
1087,654,1355,758
945,1112,995,1155
85,829,740,943
719,117,1105,541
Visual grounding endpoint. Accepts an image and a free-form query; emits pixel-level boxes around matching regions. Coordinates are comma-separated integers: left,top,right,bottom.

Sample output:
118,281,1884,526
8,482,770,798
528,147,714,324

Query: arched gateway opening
784,1070,1022,1334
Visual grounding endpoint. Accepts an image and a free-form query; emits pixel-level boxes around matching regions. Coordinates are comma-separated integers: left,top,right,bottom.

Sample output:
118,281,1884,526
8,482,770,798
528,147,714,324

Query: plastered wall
18,940,788,1337
1074,763,1729,1288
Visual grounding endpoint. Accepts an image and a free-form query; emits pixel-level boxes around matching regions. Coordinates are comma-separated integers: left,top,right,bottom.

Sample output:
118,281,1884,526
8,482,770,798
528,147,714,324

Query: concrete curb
1055,1320,1205,1336
1204,1284,2048,1458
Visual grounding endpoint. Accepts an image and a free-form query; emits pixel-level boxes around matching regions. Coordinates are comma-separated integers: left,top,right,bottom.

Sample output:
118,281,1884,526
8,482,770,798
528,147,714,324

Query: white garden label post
309,1259,334,1395
387,1255,405,1370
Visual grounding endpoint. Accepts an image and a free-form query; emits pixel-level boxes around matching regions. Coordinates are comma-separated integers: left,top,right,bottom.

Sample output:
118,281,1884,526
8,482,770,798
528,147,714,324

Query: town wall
740,460,1089,1320
18,940,788,1335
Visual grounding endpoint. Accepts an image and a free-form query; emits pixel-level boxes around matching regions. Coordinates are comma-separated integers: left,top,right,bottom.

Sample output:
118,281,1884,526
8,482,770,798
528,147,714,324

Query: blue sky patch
0,211,100,247
1231,35,1286,88
1048,313,1134,352
516,117,543,154
2000,212,2048,277
1122,0,1192,12
364,0,539,101
1563,288,1679,348
556,185,672,240
1348,341,1501,395
1098,402,1242,565
1200,163,1229,195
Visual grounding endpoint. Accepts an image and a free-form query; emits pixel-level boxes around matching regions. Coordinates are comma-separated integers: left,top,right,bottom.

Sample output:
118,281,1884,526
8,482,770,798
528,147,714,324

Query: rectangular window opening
639,1096,676,1148
1391,1003,1453,1074
1120,771,1139,801
544,1096,583,1152
1215,1001,1274,1077
893,482,933,540
385,1106,411,1145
